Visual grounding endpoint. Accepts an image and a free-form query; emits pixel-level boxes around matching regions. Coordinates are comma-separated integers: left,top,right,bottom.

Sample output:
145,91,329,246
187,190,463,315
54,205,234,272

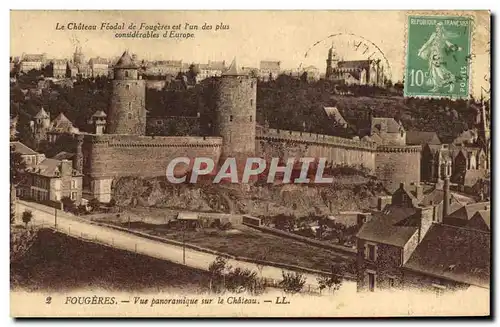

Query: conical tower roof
34,107,49,119
92,110,107,118
222,58,246,76
115,51,137,69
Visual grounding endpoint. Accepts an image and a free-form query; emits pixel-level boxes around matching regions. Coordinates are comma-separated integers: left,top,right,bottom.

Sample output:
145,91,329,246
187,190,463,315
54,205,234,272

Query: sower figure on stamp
417,22,462,93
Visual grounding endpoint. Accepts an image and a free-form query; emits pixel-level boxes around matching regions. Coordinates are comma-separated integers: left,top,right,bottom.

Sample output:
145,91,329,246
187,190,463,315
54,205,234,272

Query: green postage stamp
404,15,472,98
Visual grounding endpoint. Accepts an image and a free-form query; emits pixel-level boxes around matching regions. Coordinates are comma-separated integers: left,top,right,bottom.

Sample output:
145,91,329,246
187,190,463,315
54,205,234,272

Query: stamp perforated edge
402,10,477,99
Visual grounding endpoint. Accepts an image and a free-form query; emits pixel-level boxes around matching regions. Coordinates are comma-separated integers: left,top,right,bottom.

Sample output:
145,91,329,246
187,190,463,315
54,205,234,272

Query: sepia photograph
9,9,491,318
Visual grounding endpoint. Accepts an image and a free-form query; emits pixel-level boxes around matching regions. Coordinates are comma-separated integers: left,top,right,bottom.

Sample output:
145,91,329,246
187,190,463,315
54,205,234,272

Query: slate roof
337,60,371,70
403,224,490,289
260,60,281,70
23,54,45,62
52,151,75,161
222,58,244,76
10,141,37,155
324,107,348,126
27,158,61,177
406,131,441,145
446,202,491,221
207,61,226,70
419,188,463,213
115,51,137,69
356,204,419,247
50,113,75,132
89,57,109,65
371,117,404,133
34,107,49,119
469,210,490,230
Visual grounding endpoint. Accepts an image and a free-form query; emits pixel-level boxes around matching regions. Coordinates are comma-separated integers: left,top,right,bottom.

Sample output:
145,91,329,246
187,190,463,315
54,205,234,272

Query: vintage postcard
10,10,491,318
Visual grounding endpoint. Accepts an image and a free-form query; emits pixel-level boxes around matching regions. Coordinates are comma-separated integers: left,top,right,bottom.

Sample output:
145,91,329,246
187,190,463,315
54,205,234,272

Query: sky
10,10,490,95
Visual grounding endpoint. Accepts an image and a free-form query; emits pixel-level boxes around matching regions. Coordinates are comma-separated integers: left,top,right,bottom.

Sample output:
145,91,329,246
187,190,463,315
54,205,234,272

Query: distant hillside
10,72,485,147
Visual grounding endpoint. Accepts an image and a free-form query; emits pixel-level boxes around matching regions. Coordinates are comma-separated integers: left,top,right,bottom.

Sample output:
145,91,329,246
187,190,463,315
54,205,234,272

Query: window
71,180,76,189
128,113,132,119
250,115,253,122
366,243,377,261
229,115,233,122
126,85,130,90
71,192,77,200
367,272,376,292
125,71,129,78
156,120,163,125
250,99,253,106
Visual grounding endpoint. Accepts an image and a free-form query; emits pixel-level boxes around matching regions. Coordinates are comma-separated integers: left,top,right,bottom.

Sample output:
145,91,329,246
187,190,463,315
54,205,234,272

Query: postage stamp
404,15,473,98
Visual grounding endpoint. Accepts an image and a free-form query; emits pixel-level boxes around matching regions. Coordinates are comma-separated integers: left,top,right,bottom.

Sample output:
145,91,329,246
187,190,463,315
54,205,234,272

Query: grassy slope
11,229,210,293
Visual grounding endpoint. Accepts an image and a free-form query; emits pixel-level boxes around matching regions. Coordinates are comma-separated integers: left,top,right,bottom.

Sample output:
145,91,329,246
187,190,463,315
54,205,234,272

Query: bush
279,271,306,294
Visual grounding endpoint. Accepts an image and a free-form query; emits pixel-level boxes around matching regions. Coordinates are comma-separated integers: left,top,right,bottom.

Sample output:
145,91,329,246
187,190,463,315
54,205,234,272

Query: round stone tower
107,51,146,135
215,58,257,159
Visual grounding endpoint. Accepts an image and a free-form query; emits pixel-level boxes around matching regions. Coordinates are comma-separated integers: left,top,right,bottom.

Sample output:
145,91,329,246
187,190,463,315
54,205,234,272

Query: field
11,229,210,293
108,221,356,273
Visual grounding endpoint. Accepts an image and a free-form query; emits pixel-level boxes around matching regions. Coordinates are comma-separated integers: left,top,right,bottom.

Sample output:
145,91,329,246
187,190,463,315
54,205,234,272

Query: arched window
128,113,132,119
125,71,129,78
249,115,252,122
230,115,233,122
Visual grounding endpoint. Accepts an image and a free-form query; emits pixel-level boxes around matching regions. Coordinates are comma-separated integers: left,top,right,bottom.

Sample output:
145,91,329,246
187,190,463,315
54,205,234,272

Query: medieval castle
62,51,420,203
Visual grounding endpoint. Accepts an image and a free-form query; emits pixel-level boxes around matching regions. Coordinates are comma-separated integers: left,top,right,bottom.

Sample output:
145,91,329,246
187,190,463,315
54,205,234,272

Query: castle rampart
256,128,377,172
375,145,421,186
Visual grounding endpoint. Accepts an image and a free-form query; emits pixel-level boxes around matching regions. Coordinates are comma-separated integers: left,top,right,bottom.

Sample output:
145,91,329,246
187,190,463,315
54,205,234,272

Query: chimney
60,159,73,177
414,183,423,200
443,177,450,217
377,195,392,211
357,213,372,229
399,182,405,190
417,205,434,242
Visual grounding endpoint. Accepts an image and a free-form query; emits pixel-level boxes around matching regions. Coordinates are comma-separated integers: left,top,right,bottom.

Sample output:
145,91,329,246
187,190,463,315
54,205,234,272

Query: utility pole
182,221,186,265
54,206,57,229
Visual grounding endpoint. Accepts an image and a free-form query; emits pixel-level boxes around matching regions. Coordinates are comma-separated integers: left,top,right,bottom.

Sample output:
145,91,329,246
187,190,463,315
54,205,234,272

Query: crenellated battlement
85,134,222,148
258,128,378,151
376,145,422,153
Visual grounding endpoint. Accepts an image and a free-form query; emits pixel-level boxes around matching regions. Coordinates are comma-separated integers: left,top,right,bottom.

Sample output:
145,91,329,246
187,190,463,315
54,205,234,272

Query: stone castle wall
375,145,421,185
83,134,222,179
256,128,377,172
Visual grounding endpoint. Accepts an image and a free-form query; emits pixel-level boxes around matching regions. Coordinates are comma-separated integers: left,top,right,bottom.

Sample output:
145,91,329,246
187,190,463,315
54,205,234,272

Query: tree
89,198,100,212
61,196,76,213
186,64,199,85
208,256,262,295
316,263,346,294
10,145,26,224
21,210,33,228
225,267,258,293
300,71,308,83
279,271,306,294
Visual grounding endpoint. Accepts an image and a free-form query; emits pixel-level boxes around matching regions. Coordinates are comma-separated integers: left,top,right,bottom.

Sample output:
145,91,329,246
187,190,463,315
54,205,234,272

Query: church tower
215,58,257,159
107,51,146,135
32,107,51,143
73,46,84,65
326,45,338,79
